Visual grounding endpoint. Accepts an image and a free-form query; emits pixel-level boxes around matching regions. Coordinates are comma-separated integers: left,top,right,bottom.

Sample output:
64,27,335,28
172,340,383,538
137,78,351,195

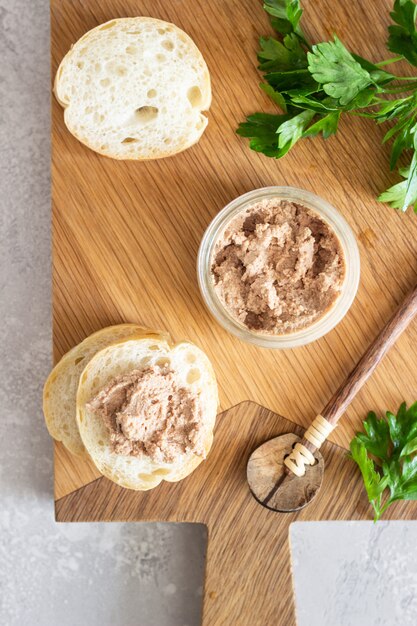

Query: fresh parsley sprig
350,402,417,520
237,0,417,212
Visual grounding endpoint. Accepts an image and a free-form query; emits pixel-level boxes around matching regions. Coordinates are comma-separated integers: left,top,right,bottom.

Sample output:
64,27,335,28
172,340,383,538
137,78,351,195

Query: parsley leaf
350,439,389,513
259,83,288,110
302,110,340,138
402,145,417,209
264,0,304,37
307,37,374,106
277,109,315,153
236,112,290,156
350,402,417,520
355,411,391,461
289,94,339,112
258,34,307,72
379,132,417,211
351,54,395,85
264,68,318,93
388,0,417,66
378,178,409,209
238,0,417,212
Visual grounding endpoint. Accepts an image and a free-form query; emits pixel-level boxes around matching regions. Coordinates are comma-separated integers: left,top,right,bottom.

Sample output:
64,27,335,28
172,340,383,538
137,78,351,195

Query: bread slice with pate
76,334,218,490
54,17,211,159
43,324,169,456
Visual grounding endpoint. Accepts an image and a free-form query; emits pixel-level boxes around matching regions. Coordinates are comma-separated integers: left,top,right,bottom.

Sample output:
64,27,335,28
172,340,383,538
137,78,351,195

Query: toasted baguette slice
76,335,218,490
54,17,211,160
43,324,168,456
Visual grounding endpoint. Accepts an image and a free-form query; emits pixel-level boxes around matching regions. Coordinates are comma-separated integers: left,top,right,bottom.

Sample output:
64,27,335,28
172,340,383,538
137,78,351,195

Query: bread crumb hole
147,89,157,98
126,45,138,55
98,440,104,447
79,415,83,423
164,138,171,145
100,144,108,150
156,358,171,368
138,473,152,481
149,345,159,351
116,66,127,76
135,106,158,125
187,368,201,384
99,21,117,30
156,53,166,63
81,372,88,383
162,40,174,51
94,63,101,73
154,469,170,476
100,78,110,87
157,28,166,34
127,31,142,35
74,356,84,365
122,137,137,144
187,86,202,108
186,352,196,363
76,61,84,69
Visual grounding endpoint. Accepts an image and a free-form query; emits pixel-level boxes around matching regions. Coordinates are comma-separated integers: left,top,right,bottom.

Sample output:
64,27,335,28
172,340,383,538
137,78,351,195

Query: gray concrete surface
3,2,417,626
0,2,205,624
291,521,417,626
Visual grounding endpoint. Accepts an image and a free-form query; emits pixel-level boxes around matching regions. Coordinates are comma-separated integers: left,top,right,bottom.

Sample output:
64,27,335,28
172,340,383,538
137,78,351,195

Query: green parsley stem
349,111,379,118
378,498,394,518
391,75,417,81
375,56,404,67
379,83,417,94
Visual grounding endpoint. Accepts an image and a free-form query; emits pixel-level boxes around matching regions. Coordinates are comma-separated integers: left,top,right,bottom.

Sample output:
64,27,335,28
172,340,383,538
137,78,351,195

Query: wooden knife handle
284,283,417,476
321,282,417,427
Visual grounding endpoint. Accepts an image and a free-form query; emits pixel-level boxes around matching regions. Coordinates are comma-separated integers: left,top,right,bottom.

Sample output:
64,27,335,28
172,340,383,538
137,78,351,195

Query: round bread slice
54,17,211,159
43,324,169,456
76,335,218,490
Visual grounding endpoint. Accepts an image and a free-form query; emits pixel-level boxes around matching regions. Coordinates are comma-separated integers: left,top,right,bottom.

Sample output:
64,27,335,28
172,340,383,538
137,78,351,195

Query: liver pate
87,365,205,462
211,199,345,334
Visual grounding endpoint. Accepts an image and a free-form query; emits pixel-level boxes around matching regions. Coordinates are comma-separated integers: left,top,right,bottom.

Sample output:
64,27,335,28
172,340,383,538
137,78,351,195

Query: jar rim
197,186,360,349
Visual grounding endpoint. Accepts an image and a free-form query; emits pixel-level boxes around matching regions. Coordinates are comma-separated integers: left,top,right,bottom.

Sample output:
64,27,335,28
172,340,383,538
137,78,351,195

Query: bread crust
54,17,211,160
43,324,169,456
76,335,218,490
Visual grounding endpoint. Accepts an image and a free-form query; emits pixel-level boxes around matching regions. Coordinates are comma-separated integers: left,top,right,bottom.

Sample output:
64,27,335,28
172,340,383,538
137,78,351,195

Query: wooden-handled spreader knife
247,283,417,512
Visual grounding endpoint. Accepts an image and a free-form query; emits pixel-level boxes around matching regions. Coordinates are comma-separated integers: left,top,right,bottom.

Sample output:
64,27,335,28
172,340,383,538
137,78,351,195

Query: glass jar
197,186,360,349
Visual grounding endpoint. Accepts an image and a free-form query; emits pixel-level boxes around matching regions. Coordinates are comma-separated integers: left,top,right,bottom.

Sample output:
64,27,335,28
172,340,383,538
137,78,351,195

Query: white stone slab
290,521,417,626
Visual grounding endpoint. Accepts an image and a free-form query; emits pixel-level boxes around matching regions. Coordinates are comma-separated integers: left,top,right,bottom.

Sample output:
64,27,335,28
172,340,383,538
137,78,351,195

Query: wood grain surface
56,402,417,625
51,0,417,624
321,282,417,426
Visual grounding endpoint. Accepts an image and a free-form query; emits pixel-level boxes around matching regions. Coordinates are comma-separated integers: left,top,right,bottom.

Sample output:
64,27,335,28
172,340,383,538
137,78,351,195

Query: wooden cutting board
52,0,417,624
55,402,417,625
